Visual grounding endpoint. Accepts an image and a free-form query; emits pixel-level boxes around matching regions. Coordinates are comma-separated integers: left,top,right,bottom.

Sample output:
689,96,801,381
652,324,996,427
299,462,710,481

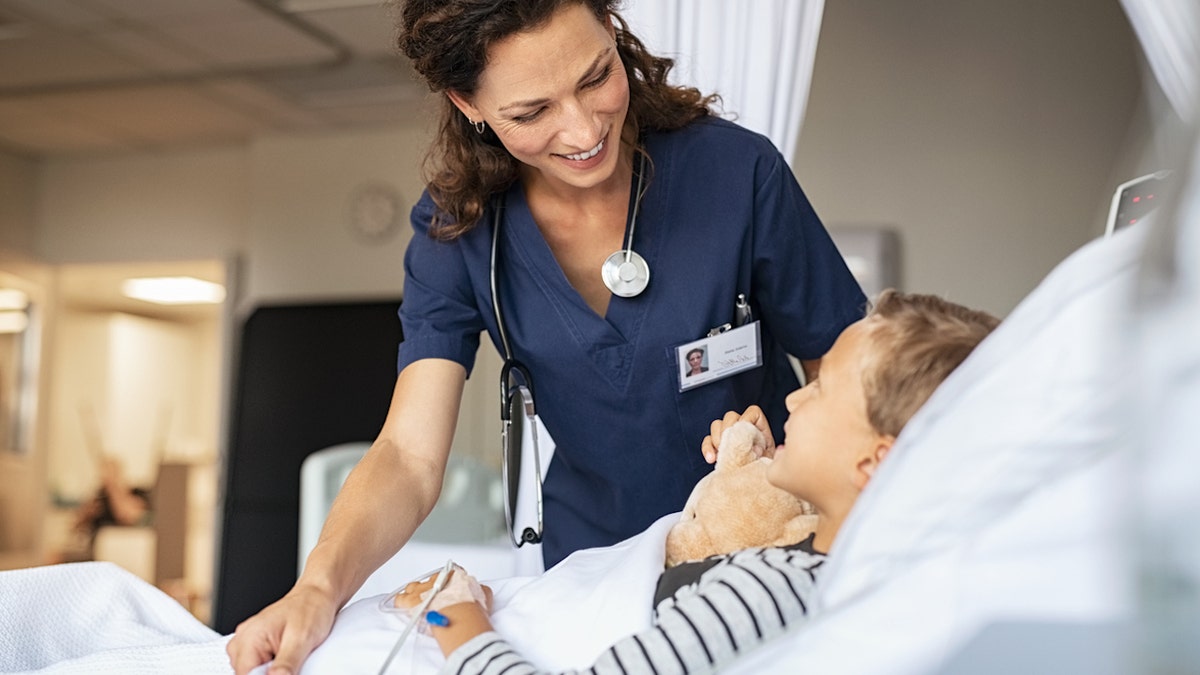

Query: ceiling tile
0,100,128,154
296,5,398,57
59,260,225,322
0,0,431,155
81,0,258,22
201,77,328,129
0,25,149,89
316,98,428,126
0,0,110,29
30,84,270,145
254,57,420,110
88,27,206,73
155,13,338,68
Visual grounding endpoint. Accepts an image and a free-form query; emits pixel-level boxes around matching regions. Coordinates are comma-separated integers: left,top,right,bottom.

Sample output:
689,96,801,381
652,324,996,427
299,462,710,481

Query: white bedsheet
0,514,676,675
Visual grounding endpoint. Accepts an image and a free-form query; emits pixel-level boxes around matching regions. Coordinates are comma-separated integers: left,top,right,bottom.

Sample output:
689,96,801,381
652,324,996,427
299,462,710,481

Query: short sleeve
397,191,486,375
751,150,867,360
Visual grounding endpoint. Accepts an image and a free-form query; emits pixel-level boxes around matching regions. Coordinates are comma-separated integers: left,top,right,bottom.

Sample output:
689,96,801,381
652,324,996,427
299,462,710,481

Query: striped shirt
441,534,825,675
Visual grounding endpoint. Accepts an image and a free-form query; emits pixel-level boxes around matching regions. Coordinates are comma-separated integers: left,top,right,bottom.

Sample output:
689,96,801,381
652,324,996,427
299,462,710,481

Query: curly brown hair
860,290,1001,438
395,0,719,240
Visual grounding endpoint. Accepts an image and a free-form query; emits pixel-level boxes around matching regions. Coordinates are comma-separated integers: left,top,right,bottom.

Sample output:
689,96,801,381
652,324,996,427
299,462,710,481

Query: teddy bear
665,420,818,567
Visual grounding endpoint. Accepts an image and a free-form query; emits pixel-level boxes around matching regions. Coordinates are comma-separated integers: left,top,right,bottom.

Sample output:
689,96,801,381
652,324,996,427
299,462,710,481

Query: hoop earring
473,119,486,134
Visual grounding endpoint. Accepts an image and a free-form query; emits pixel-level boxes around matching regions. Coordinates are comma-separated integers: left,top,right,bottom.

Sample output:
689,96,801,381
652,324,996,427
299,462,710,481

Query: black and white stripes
441,537,825,675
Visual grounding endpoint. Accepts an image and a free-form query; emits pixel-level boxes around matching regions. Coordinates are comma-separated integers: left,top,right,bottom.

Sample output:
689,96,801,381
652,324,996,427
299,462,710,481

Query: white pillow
720,222,1154,675
817,221,1148,609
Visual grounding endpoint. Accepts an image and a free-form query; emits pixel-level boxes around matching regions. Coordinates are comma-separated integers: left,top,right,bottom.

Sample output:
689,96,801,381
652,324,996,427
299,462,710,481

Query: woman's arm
227,358,467,675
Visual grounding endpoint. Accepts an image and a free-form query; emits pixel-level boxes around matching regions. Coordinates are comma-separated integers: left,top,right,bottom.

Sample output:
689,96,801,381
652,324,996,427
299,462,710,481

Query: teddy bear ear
717,421,766,468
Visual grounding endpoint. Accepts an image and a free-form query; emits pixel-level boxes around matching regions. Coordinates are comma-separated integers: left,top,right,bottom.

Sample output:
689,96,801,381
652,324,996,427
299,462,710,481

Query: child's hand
393,566,493,614
700,405,776,463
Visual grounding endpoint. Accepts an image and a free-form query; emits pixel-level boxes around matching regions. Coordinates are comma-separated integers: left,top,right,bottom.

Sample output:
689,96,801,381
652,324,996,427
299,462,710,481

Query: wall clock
348,183,403,242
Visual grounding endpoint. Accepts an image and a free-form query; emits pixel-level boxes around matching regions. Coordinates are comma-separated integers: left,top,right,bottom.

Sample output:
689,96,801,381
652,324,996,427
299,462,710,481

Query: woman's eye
512,108,546,124
584,65,612,89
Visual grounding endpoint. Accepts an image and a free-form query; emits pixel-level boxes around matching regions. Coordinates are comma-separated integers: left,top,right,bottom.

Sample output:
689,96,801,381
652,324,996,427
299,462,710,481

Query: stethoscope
489,152,650,547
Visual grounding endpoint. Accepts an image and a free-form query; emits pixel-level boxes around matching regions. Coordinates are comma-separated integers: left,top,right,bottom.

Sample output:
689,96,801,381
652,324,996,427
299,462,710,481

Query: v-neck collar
498,151,666,393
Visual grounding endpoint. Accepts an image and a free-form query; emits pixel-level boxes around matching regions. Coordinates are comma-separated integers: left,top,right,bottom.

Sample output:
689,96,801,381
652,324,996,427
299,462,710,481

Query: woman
227,2,864,673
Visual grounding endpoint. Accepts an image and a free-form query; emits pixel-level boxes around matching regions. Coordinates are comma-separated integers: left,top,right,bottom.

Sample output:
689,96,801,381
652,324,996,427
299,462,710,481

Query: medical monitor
1106,170,1173,237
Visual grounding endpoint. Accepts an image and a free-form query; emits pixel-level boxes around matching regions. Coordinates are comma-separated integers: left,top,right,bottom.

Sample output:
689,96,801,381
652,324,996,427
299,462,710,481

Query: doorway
41,259,228,624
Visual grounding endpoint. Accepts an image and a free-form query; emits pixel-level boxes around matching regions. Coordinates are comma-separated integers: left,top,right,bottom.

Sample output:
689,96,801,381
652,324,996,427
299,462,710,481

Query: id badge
675,321,763,392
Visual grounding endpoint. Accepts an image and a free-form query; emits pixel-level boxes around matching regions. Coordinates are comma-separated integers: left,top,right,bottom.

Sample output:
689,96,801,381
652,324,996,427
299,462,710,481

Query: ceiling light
121,277,226,305
0,311,28,334
0,289,29,311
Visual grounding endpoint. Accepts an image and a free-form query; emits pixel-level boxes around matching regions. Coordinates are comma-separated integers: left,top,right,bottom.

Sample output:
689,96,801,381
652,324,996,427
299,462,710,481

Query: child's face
768,319,882,507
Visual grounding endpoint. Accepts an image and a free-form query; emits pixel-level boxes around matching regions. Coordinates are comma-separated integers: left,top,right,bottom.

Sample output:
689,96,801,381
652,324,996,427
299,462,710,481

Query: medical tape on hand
408,563,489,616
377,560,454,675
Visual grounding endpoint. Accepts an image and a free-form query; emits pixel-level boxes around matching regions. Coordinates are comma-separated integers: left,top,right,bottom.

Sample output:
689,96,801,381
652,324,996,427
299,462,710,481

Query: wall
0,150,37,260
243,127,427,305
36,147,248,264
795,0,1149,316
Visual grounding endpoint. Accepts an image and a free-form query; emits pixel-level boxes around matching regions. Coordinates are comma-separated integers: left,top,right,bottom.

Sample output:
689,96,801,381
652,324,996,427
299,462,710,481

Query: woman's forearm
299,439,443,604
300,359,467,605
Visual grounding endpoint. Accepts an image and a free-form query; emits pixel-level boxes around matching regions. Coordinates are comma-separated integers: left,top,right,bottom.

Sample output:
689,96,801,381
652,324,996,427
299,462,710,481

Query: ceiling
57,259,227,322
0,0,432,157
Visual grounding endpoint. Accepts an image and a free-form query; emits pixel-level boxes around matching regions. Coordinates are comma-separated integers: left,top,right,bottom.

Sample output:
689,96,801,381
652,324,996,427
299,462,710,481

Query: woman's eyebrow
497,48,612,113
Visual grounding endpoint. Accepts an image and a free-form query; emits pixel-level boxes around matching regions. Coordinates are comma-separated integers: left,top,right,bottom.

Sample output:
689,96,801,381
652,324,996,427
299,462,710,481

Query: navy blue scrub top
399,117,866,568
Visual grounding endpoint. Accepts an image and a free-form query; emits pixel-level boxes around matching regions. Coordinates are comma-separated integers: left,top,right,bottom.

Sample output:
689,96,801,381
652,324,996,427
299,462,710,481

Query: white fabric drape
1118,0,1200,123
620,0,825,161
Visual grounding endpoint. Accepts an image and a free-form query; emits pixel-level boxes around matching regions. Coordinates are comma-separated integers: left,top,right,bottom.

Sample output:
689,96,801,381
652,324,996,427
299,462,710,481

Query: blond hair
860,289,1000,437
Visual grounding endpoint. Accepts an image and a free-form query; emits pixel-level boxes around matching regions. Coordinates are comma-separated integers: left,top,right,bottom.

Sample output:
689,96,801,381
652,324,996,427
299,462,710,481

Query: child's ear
853,435,895,490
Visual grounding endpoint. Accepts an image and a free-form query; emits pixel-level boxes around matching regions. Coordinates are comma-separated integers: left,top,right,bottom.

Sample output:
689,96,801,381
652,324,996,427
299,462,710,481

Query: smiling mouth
562,137,604,161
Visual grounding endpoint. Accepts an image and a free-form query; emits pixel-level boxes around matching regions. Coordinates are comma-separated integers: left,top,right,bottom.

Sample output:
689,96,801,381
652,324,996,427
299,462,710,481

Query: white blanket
0,514,676,675
0,562,231,675
297,512,673,674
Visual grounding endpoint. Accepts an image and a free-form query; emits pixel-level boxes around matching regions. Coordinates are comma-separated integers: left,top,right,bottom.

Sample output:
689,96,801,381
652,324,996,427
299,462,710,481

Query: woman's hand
226,582,340,675
699,405,776,463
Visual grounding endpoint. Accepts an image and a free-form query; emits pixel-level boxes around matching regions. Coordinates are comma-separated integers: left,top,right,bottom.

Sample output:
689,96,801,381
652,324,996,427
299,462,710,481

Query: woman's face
449,3,631,193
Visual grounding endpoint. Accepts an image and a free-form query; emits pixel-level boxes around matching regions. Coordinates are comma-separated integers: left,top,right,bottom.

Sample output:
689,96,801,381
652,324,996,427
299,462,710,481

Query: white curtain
620,0,825,162
1118,0,1200,123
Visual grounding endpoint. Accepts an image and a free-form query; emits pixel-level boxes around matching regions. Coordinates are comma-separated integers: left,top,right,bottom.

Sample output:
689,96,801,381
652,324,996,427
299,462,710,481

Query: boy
397,290,1000,675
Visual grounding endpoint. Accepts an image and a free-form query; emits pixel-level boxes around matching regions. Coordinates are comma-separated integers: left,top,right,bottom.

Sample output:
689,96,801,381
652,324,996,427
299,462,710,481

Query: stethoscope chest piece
601,249,650,297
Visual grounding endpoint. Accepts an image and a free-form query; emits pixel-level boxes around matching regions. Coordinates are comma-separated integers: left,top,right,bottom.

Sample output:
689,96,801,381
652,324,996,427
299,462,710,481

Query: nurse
227,1,864,673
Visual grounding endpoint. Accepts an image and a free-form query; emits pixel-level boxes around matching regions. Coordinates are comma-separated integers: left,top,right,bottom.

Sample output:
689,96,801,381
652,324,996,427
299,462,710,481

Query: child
396,290,1000,675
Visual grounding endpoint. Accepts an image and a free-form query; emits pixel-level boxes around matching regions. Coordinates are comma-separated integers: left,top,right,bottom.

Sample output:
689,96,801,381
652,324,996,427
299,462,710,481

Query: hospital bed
297,442,524,606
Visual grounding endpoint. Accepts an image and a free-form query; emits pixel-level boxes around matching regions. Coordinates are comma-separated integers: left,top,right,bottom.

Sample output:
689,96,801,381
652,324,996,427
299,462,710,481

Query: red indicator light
1148,194,1155,199
1130,219,1138,225
1133,196,1141,203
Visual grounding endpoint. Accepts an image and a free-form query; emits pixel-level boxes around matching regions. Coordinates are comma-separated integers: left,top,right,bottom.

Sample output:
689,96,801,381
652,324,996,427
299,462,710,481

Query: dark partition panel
213,299,401,633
